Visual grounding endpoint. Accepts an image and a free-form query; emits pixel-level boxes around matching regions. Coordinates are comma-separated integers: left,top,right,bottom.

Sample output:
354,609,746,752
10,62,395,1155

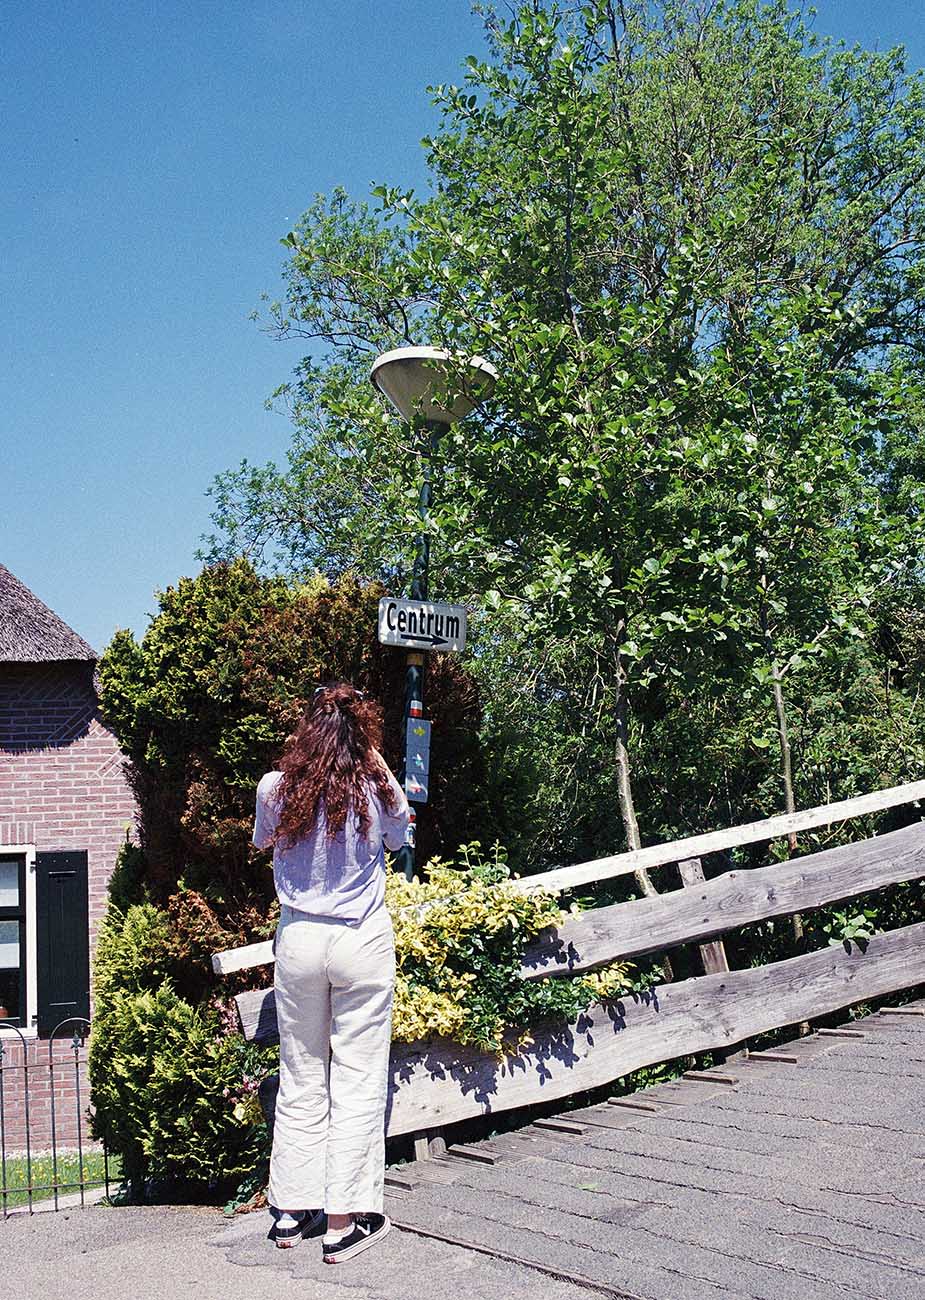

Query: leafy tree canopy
202,0,925,864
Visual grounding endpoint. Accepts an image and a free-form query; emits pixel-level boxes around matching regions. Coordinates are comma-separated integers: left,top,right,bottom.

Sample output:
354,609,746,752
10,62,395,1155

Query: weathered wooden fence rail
213,780,925,1142
520,819,925,977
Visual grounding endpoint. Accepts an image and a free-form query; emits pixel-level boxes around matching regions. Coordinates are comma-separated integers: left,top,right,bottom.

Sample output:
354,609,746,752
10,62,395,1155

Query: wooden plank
682,1070,739,1086
234,819,925,1036
744,1051,800,1064
386,1215,634,1300
532,1117,588,1134
235,986,279,1044
678,857,730,975
565,1107,643,1132
212,939,274,976
446,1142,503,1164
484,1129,576,1158
815,1027,866,1039
607,1098,660,1113
408,1158,470,1184
235,824,925,1042
382,921,925,1138
385,1168,423,1190
522,1124,584,1143
520,821,925,978
641,1080,725,1106
515,779,925,896
385,1158,465,1188
413,1130,444,1161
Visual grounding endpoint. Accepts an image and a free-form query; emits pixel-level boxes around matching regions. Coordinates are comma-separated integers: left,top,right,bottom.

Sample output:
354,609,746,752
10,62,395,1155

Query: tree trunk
770,669,797,826
614,687,654,895
759,571,803,945
769,663,803,943
614,678,673,980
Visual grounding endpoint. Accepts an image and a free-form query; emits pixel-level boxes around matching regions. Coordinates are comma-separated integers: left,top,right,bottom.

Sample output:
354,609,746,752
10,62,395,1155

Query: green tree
99,561,488,903
203,0,925,869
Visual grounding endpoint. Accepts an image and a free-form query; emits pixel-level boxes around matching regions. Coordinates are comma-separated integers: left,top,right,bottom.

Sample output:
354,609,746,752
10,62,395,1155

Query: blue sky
3,1,924,653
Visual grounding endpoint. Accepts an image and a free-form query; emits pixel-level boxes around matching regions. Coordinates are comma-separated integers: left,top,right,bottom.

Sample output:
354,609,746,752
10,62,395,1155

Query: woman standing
252,681,410,1263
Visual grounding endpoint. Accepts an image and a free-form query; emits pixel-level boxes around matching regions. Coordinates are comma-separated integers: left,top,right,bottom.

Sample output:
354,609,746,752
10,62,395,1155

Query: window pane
0,919,19,968
0,961,21,1021
0,859,20,909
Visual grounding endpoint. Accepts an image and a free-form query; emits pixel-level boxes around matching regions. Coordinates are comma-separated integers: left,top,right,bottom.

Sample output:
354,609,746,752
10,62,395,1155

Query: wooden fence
213,779,925,1144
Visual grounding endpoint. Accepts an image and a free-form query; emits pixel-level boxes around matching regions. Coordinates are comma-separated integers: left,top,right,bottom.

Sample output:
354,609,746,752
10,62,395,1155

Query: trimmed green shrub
89,902,274,1191
98,561,489,904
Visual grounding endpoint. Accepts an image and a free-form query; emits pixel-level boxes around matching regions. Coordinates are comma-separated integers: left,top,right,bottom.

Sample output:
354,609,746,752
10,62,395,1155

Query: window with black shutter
35,850,90,1035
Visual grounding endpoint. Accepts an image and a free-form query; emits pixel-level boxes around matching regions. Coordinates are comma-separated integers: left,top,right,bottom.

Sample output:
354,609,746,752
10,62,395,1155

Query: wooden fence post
677,857,739,1063
677,858,730,975
413,1129,446,1161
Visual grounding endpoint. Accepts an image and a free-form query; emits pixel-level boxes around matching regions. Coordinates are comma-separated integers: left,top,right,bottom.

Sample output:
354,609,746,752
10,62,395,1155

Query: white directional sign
378,598,467,652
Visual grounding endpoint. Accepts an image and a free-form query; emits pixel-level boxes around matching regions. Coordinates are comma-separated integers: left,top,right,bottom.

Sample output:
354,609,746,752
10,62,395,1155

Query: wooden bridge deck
382,1002,925,1300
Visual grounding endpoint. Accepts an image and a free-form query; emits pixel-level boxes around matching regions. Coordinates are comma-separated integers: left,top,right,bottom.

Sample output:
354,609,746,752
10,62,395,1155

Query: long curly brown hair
272,681,399,846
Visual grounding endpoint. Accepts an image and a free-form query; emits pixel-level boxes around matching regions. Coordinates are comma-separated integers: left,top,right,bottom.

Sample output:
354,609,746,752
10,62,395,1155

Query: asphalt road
0,1201,595,1300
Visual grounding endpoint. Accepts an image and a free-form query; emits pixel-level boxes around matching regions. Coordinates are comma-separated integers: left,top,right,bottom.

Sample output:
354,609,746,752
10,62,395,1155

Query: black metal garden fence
0,1018,113,1216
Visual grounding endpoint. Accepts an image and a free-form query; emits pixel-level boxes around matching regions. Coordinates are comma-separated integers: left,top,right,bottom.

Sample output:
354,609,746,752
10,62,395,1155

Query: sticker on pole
405,772,429,803
378,598,467,651
405,718,431,804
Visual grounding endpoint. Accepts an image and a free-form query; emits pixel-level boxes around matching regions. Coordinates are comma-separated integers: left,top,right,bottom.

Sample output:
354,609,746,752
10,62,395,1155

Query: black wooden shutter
35,850,90,1036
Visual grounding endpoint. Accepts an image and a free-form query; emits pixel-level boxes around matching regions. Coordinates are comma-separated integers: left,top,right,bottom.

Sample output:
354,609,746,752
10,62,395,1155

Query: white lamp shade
371,346,498,424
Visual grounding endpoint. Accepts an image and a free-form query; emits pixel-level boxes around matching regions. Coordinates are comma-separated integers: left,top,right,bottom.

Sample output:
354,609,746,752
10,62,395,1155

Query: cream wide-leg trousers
267,902,395,1216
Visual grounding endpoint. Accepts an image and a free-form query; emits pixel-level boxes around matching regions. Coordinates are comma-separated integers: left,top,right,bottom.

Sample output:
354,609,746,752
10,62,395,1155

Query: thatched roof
0,564,96,663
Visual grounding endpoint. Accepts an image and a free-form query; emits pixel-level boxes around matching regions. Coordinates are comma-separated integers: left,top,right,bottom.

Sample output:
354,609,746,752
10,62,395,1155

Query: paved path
0,1199,590,1300
1,1003,922,1299
381,1003,925,1299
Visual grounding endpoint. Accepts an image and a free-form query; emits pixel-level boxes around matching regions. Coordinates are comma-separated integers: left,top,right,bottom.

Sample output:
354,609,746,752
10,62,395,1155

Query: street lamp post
370,347,497,879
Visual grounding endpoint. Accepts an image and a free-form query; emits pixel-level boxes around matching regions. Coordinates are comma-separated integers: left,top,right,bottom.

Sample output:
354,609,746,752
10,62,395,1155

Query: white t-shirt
252,764,410,925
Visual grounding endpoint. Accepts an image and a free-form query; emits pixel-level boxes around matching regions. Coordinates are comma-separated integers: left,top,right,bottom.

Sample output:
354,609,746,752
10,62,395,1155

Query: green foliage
89,902,275,1190
200,0,925,872
386,841,649,1053
99,561,488,901
92,902,174,998
819,908,879,950
90,981,272,1189
105,839,150,912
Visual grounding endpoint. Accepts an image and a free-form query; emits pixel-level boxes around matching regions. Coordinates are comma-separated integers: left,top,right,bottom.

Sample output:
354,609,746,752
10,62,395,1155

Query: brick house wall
0,1035,92,1154
0,661,136,1149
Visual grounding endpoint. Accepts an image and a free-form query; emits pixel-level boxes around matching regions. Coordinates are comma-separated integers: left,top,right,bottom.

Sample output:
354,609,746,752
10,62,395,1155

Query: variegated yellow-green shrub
385,843,636,1055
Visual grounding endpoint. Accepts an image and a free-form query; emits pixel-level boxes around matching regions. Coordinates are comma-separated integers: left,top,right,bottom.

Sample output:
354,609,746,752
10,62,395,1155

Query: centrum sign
378,597,467,651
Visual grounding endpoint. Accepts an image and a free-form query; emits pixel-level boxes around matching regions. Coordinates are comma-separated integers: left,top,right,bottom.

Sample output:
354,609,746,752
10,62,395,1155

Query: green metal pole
394,421,439,881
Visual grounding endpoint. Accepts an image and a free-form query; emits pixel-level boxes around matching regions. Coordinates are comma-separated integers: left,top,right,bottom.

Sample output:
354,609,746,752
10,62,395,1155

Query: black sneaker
272,1208,325,1248
322,1212,391,1263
